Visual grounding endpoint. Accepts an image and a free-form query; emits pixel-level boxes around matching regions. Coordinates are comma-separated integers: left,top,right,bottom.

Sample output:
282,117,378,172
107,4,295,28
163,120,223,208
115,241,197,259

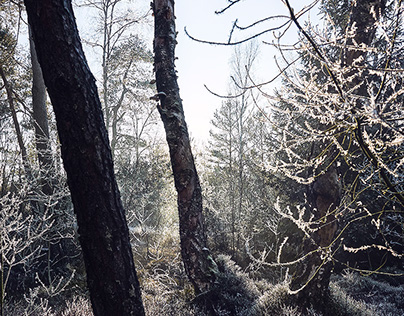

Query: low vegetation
3,252,404,315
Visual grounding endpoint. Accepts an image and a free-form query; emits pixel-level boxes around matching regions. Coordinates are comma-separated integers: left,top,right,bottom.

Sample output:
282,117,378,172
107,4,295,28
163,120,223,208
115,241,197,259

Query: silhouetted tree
24,0,145,314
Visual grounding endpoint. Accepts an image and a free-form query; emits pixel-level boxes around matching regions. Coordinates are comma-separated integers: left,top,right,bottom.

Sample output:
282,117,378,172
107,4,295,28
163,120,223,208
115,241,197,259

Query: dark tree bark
23,1,145,315
29,26,54,195
291,166,341,309
152,0,216,294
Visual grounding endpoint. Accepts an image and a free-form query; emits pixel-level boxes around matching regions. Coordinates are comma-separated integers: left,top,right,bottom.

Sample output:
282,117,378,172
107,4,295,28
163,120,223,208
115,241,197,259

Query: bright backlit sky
176,0,289,141
75,0,319,142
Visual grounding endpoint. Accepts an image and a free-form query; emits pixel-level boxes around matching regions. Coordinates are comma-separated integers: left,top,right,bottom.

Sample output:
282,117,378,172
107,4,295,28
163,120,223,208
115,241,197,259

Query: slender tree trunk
110,58,132,158
24,1,145,315
102,3,110,133
110,87,125,158
0,66,31,179
152,0,216,294
229,112,235,258
29,26,53,195
236,95,246,262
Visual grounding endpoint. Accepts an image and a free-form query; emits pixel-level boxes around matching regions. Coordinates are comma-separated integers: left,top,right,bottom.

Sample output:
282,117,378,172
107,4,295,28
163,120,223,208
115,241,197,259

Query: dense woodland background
0,0,404,315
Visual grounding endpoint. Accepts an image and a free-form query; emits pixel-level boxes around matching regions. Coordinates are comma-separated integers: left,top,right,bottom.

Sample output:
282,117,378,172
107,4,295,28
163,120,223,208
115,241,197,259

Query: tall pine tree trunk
152,0,216,294
24,1,145,315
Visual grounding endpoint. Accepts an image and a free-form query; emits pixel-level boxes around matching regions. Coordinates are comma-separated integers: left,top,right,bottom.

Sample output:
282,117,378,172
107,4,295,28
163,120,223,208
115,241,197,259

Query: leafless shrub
0,190,52,313
60,296,93,316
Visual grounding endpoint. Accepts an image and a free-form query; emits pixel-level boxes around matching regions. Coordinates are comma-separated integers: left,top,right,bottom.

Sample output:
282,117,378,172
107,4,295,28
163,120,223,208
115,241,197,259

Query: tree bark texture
152,0,216,294
23,1,145,315
292,167,341,309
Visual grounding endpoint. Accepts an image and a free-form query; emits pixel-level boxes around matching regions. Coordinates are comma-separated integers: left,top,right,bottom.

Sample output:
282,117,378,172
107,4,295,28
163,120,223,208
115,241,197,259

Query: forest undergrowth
4,254,404,316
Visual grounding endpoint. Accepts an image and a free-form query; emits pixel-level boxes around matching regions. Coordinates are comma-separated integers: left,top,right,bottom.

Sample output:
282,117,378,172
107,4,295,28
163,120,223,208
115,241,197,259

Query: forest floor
5,256,404,315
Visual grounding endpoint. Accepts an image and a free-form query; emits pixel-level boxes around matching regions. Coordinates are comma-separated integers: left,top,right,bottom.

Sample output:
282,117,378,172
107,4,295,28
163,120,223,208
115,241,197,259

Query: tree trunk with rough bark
24,1,145,315
152,0,217,294
292,166,341,309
